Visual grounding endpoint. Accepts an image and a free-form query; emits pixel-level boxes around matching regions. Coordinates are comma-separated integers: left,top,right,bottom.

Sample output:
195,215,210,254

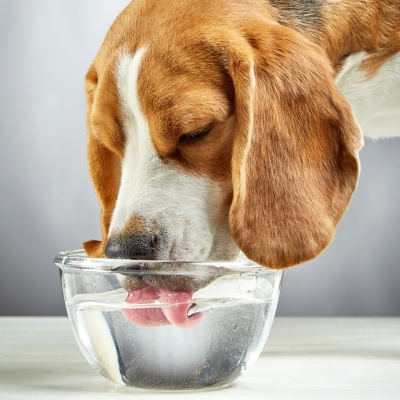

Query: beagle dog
83,0,400,271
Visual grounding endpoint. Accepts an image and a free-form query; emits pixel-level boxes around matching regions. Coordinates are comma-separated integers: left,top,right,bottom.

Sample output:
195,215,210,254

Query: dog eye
180,123,214,142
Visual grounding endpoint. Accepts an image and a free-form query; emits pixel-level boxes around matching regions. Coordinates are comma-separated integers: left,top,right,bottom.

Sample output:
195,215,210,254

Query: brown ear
82,66,121,258
82,132,120,257
228,23,363,268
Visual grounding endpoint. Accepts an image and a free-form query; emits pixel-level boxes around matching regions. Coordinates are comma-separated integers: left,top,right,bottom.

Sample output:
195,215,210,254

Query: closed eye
179,123,214,143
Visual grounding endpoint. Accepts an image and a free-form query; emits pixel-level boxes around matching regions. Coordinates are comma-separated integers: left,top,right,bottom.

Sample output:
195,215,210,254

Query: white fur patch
111,49,238,260
335,52,400,139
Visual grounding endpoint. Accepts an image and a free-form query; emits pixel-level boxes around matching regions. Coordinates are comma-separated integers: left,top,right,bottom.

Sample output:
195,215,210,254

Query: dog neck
267,0,400,76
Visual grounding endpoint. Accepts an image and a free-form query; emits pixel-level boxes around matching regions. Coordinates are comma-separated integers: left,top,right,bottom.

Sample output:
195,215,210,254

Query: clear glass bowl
54,250,283,391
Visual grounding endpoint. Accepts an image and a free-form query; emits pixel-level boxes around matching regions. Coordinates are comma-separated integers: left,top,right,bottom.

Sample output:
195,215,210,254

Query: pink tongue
122,286,203,329
160,289,203,328
122,286,169,327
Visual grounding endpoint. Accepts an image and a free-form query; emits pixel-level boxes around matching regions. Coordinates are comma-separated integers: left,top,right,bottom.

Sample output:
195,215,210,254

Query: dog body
83,0,400,268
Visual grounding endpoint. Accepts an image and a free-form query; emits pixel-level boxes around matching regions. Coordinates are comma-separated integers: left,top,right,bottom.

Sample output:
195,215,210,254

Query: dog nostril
150,234,158,249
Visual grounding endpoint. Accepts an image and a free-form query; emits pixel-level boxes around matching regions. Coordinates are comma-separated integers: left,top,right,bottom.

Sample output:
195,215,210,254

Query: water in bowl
66,286,278,390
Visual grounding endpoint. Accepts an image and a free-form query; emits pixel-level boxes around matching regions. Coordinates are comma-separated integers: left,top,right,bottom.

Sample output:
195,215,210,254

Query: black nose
105,234,159,260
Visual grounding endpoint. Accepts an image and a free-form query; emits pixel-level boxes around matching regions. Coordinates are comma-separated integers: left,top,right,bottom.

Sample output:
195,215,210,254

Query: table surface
1,317,399,399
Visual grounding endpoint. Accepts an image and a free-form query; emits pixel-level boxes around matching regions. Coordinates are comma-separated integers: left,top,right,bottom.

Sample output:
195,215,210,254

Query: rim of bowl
53,249,282,276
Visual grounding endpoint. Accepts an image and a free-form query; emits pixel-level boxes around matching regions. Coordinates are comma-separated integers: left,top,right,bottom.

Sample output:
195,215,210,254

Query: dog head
83,0,363,269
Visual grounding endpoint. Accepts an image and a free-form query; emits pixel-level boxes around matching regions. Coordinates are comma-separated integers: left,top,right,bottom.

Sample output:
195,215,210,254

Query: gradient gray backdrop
1,1,399,316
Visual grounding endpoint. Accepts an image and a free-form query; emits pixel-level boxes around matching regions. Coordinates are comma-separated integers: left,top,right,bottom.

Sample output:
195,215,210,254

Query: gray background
1,1,399,317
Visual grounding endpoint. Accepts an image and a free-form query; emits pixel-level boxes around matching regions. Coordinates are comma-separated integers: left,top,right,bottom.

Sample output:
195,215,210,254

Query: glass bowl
54,250,283,391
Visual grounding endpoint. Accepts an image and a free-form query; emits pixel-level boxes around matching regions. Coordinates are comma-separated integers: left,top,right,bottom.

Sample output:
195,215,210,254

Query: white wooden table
1,317,399,399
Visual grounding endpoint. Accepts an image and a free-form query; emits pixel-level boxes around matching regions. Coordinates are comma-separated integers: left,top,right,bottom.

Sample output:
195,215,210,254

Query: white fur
111,49,238,260
335,52,400,139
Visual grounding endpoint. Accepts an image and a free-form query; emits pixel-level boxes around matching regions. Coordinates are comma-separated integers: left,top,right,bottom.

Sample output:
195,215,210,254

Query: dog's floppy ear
226,22,363,268
82,65,121,258
82,132,120,257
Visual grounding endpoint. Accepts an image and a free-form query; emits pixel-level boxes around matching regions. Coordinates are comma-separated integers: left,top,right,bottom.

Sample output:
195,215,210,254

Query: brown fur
82,63,124,257
83,0,397,267
225,22,362,267
319,0,400,76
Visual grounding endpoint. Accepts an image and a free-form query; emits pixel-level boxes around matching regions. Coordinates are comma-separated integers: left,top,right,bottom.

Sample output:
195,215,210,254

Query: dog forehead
93,0,263,85
140,52,228,118
95,0,227,64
